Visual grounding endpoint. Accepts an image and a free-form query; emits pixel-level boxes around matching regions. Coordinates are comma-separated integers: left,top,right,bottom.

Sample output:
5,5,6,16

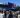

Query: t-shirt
8,14,13,18
0,13,4,18
6,14,9,18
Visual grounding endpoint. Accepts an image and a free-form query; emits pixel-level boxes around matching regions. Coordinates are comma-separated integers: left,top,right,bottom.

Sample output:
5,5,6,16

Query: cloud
0,3,3,4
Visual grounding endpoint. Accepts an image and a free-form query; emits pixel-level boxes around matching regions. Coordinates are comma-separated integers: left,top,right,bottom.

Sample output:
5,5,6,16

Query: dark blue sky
0,0,20,6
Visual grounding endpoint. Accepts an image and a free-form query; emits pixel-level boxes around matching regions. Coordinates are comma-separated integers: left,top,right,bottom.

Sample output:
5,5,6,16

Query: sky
0,0,20,6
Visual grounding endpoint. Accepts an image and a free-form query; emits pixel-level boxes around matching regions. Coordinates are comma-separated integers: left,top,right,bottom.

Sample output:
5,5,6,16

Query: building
8,2,16,8
8,2,13,8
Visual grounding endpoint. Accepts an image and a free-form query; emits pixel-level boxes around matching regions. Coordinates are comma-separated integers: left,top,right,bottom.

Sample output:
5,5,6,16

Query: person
0,10,4,18
8,11,13,18
6,11,9,18
11,11,17,18
3,11,6,18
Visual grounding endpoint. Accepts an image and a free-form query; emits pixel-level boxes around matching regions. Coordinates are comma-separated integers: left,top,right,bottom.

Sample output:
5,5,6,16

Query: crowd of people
0,10,20,18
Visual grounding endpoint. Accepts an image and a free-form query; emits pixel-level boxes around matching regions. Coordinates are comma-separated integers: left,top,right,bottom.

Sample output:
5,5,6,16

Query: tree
16,6,20,11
